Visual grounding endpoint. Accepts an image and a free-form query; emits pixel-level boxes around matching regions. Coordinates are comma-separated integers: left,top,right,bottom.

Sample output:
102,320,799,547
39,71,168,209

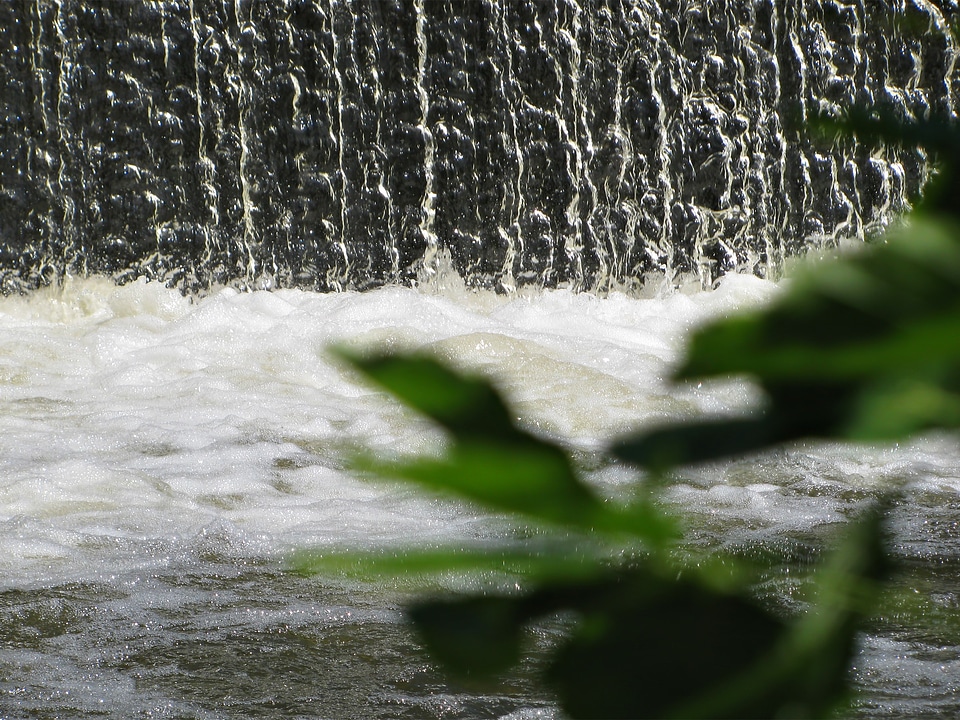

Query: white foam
0,271,914,586
1,277,757,576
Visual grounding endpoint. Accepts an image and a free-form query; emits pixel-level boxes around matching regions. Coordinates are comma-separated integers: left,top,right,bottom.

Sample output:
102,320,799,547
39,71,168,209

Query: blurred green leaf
547,580,785,720
814,107,959,158
337,349,677,542
405,572,644,681
672,503,890,719
614,215,960,468
847,377,960,439
333,348,518,442
679,217,960,382
813,108,960,212
289,544,617,585
352,440,597,526
409,595,528,677
612,417,781,472
397,505,888,718
352,445,675,540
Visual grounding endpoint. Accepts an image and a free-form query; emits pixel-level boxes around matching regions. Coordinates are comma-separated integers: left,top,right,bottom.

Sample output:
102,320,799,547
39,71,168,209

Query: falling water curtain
0,0,956,294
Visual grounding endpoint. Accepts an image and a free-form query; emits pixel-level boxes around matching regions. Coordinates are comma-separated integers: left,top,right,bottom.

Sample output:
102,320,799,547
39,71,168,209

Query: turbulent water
0,274,957,717
2,1,959,293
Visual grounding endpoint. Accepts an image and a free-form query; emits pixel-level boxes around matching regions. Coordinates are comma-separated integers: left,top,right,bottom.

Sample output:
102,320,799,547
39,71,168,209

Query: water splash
1,0,957,294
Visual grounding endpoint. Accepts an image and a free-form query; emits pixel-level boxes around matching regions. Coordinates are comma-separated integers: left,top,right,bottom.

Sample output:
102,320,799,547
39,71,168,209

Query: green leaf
337,349,677,541
406,569,670,683
611,417,781,471
333,348,518,442
846,376,960,439
611,381,859,469
360,440,593,522
289,544,617,585
547,580,786,720
353,444,677,541
670,503,890,720
812,108,960,212
614,216,960,470
543,506,885,720
679,217,960,383
813,106,959,158
401,503,886,719
409,595,527,677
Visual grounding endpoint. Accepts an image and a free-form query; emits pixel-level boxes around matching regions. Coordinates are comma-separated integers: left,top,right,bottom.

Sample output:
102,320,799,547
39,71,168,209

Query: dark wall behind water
1,1,958,293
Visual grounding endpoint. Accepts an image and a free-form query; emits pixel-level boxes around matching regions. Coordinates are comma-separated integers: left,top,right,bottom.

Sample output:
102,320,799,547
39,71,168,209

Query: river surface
0,272,958,718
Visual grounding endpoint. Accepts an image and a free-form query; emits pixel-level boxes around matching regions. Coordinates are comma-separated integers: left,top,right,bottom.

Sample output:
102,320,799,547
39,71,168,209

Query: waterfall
1,0,958,294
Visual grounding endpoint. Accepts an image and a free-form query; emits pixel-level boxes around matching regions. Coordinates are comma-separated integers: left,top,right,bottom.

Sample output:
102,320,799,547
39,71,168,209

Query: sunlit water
1,274,959,718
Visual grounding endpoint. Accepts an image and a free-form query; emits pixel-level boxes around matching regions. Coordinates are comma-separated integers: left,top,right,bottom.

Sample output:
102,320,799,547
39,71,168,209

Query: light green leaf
332,348,518,442
679,216,960,383
289,544,612,584
352,445,677,541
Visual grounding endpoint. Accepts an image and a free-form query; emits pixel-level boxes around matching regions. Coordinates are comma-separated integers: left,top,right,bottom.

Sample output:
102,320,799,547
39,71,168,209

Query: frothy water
1,276,959,717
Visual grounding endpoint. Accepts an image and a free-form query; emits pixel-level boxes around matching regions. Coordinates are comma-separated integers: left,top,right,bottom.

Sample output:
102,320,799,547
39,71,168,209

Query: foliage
297,353,888,719
613,215,960,470
294,108,960,717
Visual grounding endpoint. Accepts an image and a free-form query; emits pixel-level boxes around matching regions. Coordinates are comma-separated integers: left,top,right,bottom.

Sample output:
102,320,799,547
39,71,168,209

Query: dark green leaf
611,417,782,471
353,444,677,540
611,216,960,469
679,217,960,384
672,503,890,719
547,582,786,719
846,376,960,439
407,569,669,682
812,108,960,213
612,381,860,469
408,595,527,677
356,440,594,523
401,505,886,718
